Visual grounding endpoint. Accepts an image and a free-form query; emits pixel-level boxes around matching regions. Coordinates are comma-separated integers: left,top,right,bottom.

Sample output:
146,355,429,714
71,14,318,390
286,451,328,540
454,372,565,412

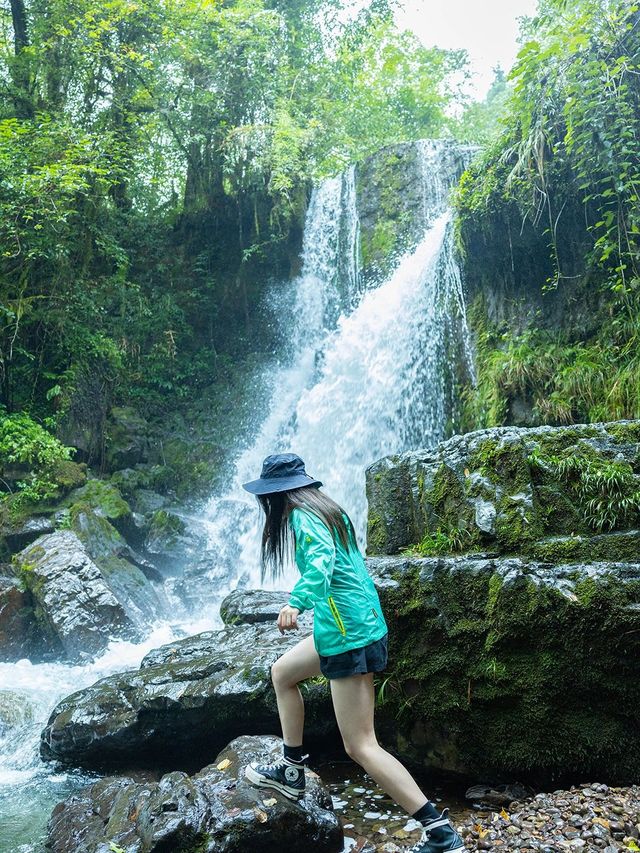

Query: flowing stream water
0,140,474,851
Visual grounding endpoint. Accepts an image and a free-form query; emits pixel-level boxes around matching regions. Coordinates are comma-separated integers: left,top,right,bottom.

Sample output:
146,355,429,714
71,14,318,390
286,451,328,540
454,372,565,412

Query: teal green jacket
287,507,388,657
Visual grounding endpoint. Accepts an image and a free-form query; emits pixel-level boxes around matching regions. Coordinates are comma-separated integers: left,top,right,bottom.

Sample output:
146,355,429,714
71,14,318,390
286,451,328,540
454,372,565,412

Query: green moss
377,556,640,783
48,459,87,492
366,510,386,555
360,219,397,269
66,479,131,521
148,509,186,538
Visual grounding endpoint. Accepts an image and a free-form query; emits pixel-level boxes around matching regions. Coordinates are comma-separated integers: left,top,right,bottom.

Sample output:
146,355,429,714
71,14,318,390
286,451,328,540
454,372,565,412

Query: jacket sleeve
287,508,336,614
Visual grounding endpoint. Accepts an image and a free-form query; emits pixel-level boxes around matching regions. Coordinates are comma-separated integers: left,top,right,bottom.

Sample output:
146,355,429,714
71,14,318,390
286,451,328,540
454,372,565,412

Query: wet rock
45,734,343,852
14,530,143,661
40,621,335,769
466,783,535,807
220,589,291,625
3,515,56,553
0,575,54,661
68,504,171,613
369,554,640,782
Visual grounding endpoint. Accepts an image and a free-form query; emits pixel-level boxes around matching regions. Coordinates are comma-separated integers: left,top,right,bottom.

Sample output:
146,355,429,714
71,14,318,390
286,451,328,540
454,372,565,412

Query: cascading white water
0,623,195,853
201,139,474,591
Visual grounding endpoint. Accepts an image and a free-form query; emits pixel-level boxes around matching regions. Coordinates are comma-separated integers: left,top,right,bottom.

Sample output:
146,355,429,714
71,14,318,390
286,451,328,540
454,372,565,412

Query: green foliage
529,450,640,532
0,409,75,505
462,295,640,430
455,0,640,297
402,527,469,557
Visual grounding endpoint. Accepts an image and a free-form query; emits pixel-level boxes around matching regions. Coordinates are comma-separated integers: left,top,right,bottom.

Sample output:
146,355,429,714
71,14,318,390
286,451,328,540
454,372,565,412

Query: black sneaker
409,808,466,852
244,756,306,801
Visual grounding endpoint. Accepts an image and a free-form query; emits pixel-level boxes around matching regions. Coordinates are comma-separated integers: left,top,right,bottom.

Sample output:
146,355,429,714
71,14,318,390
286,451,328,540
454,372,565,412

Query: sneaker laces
407,807,451,852
255,754,309,771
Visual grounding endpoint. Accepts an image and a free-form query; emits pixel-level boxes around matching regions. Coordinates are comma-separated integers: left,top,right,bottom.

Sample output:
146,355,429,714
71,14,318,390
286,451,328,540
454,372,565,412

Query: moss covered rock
357,141,472,285
370,554,640,784
366,421,640,561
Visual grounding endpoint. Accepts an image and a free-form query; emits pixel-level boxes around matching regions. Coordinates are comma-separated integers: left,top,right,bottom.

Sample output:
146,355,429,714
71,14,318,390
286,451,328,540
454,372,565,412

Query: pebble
454,783,640,852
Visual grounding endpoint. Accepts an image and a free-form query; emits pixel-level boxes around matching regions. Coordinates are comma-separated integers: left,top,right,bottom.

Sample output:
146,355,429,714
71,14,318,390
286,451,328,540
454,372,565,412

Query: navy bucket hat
242,452,323,495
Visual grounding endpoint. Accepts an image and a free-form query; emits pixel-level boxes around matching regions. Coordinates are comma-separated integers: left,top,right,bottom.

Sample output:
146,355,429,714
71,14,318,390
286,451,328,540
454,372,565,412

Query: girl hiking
241,452,464,853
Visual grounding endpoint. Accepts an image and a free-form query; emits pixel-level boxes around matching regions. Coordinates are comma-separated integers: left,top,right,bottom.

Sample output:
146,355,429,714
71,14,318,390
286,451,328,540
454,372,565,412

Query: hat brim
242,476,323,495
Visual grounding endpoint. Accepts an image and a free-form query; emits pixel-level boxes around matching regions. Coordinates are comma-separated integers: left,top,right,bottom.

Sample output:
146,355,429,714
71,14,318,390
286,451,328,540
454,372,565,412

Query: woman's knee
271,657,296,690
343,736,377,765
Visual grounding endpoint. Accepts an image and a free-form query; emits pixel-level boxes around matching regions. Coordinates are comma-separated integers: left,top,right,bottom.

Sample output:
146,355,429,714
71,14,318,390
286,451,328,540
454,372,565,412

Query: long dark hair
257,486,358,582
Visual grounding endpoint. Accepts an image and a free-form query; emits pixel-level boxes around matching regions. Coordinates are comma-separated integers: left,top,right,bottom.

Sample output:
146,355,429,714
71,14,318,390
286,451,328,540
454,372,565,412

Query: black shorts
319,633,388,680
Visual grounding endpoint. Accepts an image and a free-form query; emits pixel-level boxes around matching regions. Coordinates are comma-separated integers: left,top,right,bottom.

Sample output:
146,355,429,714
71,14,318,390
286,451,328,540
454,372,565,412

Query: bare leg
330,672,428,815
271,634,321,747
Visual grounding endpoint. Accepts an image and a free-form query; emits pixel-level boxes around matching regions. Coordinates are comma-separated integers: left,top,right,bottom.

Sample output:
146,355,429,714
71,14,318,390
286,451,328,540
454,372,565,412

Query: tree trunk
9,0,34,117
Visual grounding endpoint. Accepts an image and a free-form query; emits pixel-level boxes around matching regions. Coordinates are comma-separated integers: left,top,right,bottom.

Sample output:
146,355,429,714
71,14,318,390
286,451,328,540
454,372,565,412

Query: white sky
396,0,540,100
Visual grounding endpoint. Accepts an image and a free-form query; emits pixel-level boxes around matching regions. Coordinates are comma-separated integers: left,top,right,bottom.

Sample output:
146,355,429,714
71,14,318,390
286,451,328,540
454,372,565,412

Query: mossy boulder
366,421,640,561
370,554,640,784
104,405,151,472
64,477,143,547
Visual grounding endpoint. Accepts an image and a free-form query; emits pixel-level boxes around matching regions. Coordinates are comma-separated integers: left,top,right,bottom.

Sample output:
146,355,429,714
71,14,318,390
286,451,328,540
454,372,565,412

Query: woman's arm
287,508,336,613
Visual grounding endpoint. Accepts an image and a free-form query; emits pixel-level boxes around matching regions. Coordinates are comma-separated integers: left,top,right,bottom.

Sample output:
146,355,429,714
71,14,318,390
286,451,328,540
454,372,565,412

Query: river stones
40,620,334,769
458,782,640,851
45,735,343,853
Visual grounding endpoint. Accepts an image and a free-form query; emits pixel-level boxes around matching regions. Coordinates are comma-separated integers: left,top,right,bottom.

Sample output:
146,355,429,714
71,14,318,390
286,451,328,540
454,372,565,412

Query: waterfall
0,140,475,852
200,139,474,591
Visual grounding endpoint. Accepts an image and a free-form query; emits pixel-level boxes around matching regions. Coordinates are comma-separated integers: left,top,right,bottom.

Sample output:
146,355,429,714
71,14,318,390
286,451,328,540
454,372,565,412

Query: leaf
216,758,231,771
263,797,277,806
253,807,268,823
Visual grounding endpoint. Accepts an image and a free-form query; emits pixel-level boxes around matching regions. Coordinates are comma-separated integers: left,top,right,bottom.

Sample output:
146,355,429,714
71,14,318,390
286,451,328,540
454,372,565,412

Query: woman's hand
277,605,300,634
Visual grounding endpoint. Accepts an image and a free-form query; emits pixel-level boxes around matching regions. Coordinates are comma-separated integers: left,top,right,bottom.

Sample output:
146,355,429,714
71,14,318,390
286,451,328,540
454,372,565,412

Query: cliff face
365,421,640,783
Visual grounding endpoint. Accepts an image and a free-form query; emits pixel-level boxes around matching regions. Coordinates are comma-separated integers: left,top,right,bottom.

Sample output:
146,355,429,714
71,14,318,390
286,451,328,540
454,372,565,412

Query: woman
241,452,464,853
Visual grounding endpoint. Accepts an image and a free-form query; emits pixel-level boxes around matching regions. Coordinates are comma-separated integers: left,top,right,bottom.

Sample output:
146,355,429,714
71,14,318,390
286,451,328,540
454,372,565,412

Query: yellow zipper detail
327,596,347,636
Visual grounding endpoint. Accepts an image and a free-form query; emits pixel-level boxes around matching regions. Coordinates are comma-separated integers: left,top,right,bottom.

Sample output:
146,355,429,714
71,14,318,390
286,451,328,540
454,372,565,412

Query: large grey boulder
40,620,334,769
45,735,343,853
14,530,143,661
